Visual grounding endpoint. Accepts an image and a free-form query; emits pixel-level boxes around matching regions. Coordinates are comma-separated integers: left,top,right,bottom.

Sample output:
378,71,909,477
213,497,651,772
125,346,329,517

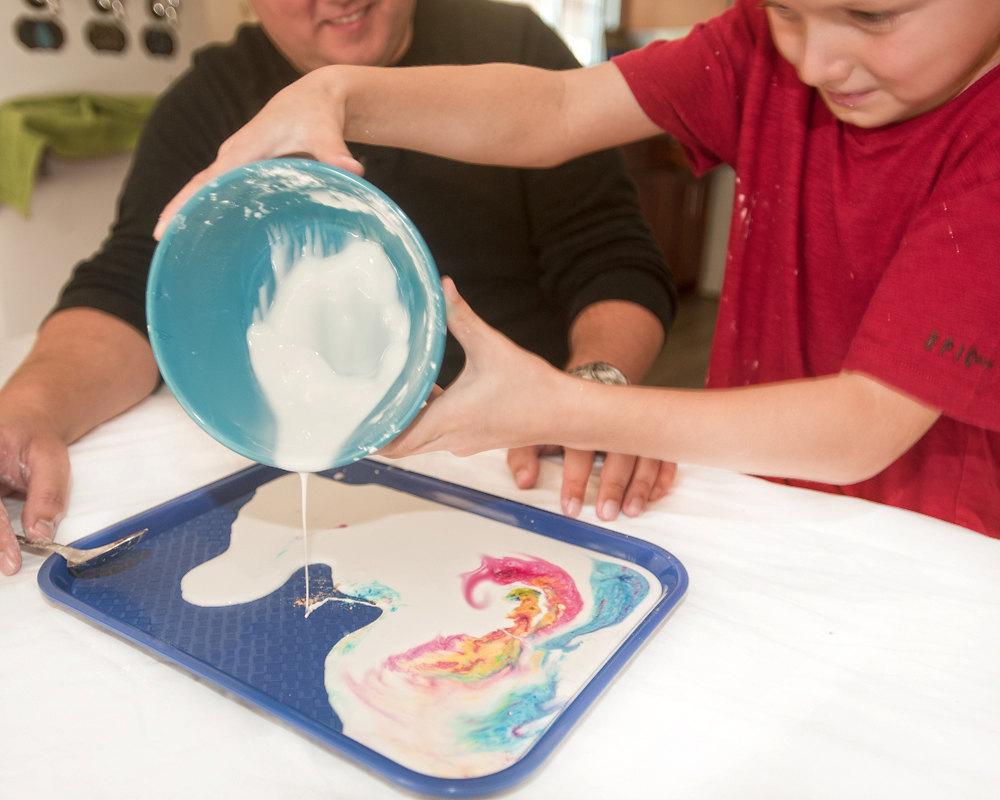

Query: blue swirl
541,561,649,653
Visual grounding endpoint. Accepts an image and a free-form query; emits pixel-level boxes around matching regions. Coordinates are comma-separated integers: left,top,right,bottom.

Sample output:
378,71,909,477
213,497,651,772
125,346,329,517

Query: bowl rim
146,156,446,470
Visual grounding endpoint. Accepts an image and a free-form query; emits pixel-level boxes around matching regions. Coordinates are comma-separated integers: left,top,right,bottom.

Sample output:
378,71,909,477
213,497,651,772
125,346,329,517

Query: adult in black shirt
0,0,676,576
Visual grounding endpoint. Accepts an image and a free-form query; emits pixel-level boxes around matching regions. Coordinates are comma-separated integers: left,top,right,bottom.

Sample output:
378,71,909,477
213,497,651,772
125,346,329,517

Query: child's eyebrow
759,0,920,10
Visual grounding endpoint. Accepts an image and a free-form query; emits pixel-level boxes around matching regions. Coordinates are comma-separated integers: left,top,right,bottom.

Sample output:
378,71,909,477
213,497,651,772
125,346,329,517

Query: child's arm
155,62,660,237
572,372,938,486
339,61,659,167
384,280,940,487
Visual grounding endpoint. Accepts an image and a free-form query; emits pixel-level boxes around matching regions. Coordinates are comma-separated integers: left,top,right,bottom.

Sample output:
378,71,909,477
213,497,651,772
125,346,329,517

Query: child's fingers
154,136,363,240
326,153,365,176
155,131,279,239
380,384,444,457
440,277,498,356
154,165,217,239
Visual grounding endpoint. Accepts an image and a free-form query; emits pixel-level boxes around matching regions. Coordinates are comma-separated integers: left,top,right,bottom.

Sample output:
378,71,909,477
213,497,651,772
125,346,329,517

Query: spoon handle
14,533,69,557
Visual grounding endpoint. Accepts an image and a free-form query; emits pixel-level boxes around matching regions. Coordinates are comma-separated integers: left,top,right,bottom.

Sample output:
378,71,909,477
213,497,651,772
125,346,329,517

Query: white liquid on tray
246,234,411,615
180,473,660,778
246,236,410,473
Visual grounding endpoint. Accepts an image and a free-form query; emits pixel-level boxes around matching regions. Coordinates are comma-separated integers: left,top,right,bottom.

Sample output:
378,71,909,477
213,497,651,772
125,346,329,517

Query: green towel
0,93,156,216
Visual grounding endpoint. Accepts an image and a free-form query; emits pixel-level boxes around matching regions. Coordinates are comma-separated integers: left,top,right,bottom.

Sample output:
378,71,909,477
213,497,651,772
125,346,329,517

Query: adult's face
250,0,417,73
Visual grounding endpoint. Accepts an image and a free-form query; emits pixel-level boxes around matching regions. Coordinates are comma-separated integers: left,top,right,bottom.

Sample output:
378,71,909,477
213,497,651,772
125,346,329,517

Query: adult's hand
507,445,676,521
0,407,69,575
0,309,161,576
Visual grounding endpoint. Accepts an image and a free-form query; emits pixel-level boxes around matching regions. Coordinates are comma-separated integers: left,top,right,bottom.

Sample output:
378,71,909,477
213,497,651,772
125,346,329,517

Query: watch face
570,362,628,386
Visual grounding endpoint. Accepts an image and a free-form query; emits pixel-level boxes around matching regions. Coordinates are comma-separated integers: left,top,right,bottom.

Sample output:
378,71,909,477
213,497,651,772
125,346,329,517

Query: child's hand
380,278,562,459
154,68,363,240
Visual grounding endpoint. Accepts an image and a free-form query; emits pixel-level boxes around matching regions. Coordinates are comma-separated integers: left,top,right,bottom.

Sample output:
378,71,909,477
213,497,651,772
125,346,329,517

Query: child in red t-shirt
160,0,1000,535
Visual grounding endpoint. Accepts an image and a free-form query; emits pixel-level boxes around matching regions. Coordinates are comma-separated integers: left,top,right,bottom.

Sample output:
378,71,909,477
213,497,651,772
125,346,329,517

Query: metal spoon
15,528,148,570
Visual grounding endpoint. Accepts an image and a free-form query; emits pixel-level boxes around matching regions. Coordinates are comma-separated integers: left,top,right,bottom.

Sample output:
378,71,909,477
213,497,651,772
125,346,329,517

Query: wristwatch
567,361,629,386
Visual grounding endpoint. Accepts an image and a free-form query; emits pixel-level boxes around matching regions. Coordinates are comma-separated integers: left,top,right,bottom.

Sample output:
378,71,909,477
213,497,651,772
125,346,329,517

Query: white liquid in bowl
246,236,410,473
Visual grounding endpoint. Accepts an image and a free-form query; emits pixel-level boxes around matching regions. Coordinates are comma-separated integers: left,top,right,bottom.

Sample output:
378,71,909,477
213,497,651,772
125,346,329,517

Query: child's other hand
380,278,560,460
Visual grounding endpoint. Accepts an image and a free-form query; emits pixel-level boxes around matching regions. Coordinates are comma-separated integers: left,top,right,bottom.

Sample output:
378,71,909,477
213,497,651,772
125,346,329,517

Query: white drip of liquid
300,471,311,617
247,232,411,618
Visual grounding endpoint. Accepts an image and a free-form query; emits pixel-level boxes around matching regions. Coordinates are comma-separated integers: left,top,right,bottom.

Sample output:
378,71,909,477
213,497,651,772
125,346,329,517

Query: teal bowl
147,158,445,471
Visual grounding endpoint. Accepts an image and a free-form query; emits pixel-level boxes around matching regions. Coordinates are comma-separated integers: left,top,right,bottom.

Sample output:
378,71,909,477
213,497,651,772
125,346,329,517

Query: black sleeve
514,9,678,334
50,51,251,336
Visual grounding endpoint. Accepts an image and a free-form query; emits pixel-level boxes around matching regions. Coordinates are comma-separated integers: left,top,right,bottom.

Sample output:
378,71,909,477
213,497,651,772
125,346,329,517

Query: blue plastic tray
37,460,687,796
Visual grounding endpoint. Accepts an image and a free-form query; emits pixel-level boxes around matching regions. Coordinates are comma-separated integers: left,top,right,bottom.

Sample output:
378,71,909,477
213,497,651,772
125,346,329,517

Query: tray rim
37,459,689,797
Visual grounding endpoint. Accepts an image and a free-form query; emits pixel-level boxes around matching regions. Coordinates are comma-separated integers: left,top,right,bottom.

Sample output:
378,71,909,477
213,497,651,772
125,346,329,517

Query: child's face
763,0,1000,127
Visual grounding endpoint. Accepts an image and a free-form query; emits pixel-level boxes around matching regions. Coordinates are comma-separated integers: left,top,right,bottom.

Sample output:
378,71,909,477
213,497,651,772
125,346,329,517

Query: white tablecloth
2,335,999,799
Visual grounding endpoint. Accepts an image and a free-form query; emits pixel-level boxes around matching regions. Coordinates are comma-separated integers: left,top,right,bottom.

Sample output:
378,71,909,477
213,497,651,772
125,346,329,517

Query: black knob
16,17,66,50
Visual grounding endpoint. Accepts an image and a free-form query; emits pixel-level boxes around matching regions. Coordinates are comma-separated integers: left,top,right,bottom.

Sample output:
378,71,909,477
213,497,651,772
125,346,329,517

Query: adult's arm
566,301,665,383
58,42,258,330
0,310,158,575
2,36,262,575
497,14,675,519
561,301,676,519
507,298,672,518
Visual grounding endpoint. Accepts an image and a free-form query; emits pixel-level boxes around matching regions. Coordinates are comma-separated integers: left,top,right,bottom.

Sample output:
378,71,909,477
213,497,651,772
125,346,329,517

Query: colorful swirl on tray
327,553,650,777
181,474,657,779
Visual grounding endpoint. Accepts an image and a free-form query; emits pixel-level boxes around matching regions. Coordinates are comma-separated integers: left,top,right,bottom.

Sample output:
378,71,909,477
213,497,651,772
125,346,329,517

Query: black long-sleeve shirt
54,0,676,385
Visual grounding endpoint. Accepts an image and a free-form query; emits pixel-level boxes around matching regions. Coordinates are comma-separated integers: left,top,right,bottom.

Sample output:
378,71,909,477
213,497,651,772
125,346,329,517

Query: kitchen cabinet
621,135,711,292
620,0,731,29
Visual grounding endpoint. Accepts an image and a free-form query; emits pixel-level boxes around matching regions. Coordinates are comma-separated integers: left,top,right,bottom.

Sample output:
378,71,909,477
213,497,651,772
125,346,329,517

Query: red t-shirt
613,0,1000,535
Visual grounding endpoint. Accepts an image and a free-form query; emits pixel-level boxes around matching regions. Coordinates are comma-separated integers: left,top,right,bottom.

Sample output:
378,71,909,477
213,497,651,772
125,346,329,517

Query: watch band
567,361,629,386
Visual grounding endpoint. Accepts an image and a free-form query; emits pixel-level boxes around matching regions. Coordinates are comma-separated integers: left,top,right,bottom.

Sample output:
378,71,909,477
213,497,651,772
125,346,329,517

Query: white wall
498,0,607,65
0,0,251,340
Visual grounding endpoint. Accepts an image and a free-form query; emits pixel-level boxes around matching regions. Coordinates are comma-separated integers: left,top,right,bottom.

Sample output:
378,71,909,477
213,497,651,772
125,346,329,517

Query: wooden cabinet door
621,136,710,291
